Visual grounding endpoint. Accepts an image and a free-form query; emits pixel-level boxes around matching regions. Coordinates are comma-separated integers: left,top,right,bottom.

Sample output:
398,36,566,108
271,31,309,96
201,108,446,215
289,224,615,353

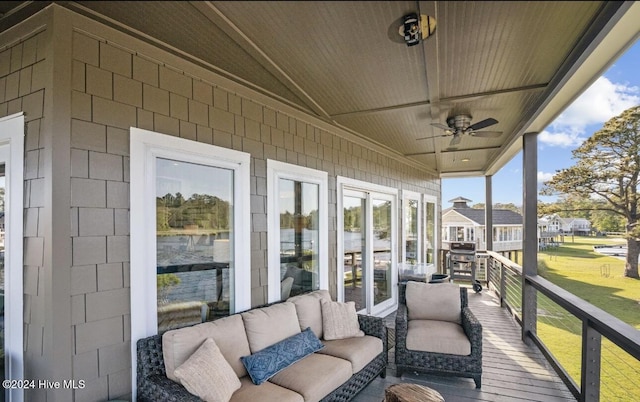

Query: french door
338,178,397,316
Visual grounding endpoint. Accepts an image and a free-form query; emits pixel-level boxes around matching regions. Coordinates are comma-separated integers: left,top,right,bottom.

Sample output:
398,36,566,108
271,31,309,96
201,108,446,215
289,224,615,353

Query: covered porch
0,1,639,401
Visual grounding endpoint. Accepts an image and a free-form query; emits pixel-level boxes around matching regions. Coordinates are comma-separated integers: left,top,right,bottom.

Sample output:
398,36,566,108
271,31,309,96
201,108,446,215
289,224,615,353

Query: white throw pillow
174,338,241,402
320,299,364,340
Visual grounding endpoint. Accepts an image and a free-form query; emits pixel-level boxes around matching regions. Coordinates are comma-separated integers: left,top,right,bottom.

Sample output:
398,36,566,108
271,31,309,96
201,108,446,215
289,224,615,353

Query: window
0,113,25,399
130,127,251,341
267,160,328,302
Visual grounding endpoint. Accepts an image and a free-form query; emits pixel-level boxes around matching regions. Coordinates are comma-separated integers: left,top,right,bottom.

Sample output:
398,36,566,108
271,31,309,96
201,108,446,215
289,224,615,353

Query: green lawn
536,236,640,401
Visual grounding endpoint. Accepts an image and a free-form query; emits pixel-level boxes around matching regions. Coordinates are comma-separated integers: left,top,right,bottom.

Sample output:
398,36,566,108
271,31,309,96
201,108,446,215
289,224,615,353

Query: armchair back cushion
241,302,301,353
406,281,461,324
163,314,250,381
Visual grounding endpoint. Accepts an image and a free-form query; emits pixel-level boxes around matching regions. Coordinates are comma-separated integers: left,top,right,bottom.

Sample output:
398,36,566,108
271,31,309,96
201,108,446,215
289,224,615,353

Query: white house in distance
442,197,523,253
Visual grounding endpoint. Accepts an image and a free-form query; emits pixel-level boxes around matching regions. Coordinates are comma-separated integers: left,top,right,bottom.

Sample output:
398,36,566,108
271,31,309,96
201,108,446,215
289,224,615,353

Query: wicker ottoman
384,383,445,402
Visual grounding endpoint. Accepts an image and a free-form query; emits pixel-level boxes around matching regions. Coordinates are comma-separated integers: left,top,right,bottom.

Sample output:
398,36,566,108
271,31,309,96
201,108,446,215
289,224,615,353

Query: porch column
522,132,538,343
485,176,493,251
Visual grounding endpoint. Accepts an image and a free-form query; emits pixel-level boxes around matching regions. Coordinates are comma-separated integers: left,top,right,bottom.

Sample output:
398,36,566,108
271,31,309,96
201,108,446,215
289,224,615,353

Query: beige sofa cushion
241,302,300,352
287,289,331,338
406,281,461,323
230,377,304,402
320,299,364,340
269,353,352,402
174,338,241,402
163,314,250,381
406,319,471,356
318,335,383,373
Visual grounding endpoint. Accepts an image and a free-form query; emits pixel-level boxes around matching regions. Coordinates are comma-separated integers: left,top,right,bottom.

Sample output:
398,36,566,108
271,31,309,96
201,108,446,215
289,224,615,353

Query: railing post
581,321,602,402
500,262,506,307
522,132,538,344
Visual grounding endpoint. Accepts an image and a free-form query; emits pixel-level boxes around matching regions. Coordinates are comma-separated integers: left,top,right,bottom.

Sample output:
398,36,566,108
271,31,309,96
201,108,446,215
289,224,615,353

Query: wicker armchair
395,282,482,388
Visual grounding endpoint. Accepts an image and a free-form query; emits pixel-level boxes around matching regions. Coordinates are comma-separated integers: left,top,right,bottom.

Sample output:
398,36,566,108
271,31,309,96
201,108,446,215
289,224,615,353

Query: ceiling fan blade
449,134,461,146
472,130,502,138
468,117,498,131
431,122,452,131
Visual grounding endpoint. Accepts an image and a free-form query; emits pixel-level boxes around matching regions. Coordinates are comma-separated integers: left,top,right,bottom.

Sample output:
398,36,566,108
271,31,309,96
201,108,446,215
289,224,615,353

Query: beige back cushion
163,314,250,381
320,299,364,340
241,302,301,353
287,289,332,338
406,281,461,323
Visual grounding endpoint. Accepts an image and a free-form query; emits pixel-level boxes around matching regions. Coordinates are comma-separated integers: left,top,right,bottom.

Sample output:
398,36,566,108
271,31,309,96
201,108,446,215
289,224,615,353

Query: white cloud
551,76,639,131
538,130,585,147
537,171,554,184
539,76,640,147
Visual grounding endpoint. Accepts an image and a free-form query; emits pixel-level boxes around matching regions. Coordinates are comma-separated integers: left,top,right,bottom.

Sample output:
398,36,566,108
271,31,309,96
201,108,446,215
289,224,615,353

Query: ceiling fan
427,115,502,146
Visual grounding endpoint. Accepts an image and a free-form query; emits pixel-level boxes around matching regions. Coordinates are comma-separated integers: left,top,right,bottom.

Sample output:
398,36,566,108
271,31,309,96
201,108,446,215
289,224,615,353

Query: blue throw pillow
241,327,324,385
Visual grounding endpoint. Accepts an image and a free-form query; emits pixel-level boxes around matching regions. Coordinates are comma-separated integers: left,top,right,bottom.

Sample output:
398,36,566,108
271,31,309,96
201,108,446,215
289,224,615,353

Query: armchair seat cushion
318,335,383,373
269,353,352,402
407,320,471,356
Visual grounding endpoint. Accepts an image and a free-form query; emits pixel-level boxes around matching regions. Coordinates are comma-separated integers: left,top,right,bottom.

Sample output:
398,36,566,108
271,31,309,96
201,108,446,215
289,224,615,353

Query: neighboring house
560,217,592,235
538,214,592,249
441,197,523,252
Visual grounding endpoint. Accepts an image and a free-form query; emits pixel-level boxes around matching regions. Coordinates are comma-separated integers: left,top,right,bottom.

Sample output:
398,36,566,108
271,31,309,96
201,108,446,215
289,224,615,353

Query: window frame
0,113,25,402
266,160,328,302
130,128,251,393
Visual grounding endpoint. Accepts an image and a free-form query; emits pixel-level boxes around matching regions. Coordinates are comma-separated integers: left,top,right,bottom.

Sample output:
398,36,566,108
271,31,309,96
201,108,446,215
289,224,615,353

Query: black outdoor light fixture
401,13,436,46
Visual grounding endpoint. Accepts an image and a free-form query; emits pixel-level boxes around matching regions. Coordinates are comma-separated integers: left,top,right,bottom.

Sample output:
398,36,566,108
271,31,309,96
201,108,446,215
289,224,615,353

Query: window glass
279,179,319,296
155,158,234,332
343,195,366,311
373,198,392,305
425,201,435,264
405,199,418,263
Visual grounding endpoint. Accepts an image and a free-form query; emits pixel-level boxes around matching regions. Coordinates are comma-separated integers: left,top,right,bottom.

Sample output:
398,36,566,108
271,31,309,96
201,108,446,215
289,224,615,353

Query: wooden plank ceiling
1,1,633,176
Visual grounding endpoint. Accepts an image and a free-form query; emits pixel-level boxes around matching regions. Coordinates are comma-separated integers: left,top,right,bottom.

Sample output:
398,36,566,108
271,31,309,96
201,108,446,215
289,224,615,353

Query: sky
442,37,640,209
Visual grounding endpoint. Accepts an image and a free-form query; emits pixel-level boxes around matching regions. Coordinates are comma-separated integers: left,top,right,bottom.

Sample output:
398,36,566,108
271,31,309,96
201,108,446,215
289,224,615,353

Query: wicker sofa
395,281,482,388
137,290,387,402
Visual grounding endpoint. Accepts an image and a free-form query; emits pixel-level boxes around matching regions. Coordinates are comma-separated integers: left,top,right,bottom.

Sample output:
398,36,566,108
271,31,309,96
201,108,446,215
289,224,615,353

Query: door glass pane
343,196,366,311
425,201,435,264
279,179,319,298
373,199,391,306
155,158,234,333
405,199,418,263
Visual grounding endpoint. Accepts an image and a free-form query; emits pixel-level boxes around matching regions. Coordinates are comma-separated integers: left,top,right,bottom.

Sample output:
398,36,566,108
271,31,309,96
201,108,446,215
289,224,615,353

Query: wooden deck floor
353,286,576,401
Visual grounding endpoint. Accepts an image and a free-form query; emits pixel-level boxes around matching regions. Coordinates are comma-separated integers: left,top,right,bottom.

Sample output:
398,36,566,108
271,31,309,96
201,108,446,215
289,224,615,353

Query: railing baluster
500,261,506,307
581,321,602,402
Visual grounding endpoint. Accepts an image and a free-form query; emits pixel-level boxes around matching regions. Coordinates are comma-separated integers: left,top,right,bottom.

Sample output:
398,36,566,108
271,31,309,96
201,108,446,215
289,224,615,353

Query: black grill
447,242,480,290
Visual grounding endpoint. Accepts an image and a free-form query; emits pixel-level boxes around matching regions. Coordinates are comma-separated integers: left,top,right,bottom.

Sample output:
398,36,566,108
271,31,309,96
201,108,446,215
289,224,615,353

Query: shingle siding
3,6,441,401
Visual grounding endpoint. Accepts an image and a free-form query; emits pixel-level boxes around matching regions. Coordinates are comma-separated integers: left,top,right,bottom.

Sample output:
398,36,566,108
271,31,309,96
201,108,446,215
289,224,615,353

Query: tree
541,105,640,278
